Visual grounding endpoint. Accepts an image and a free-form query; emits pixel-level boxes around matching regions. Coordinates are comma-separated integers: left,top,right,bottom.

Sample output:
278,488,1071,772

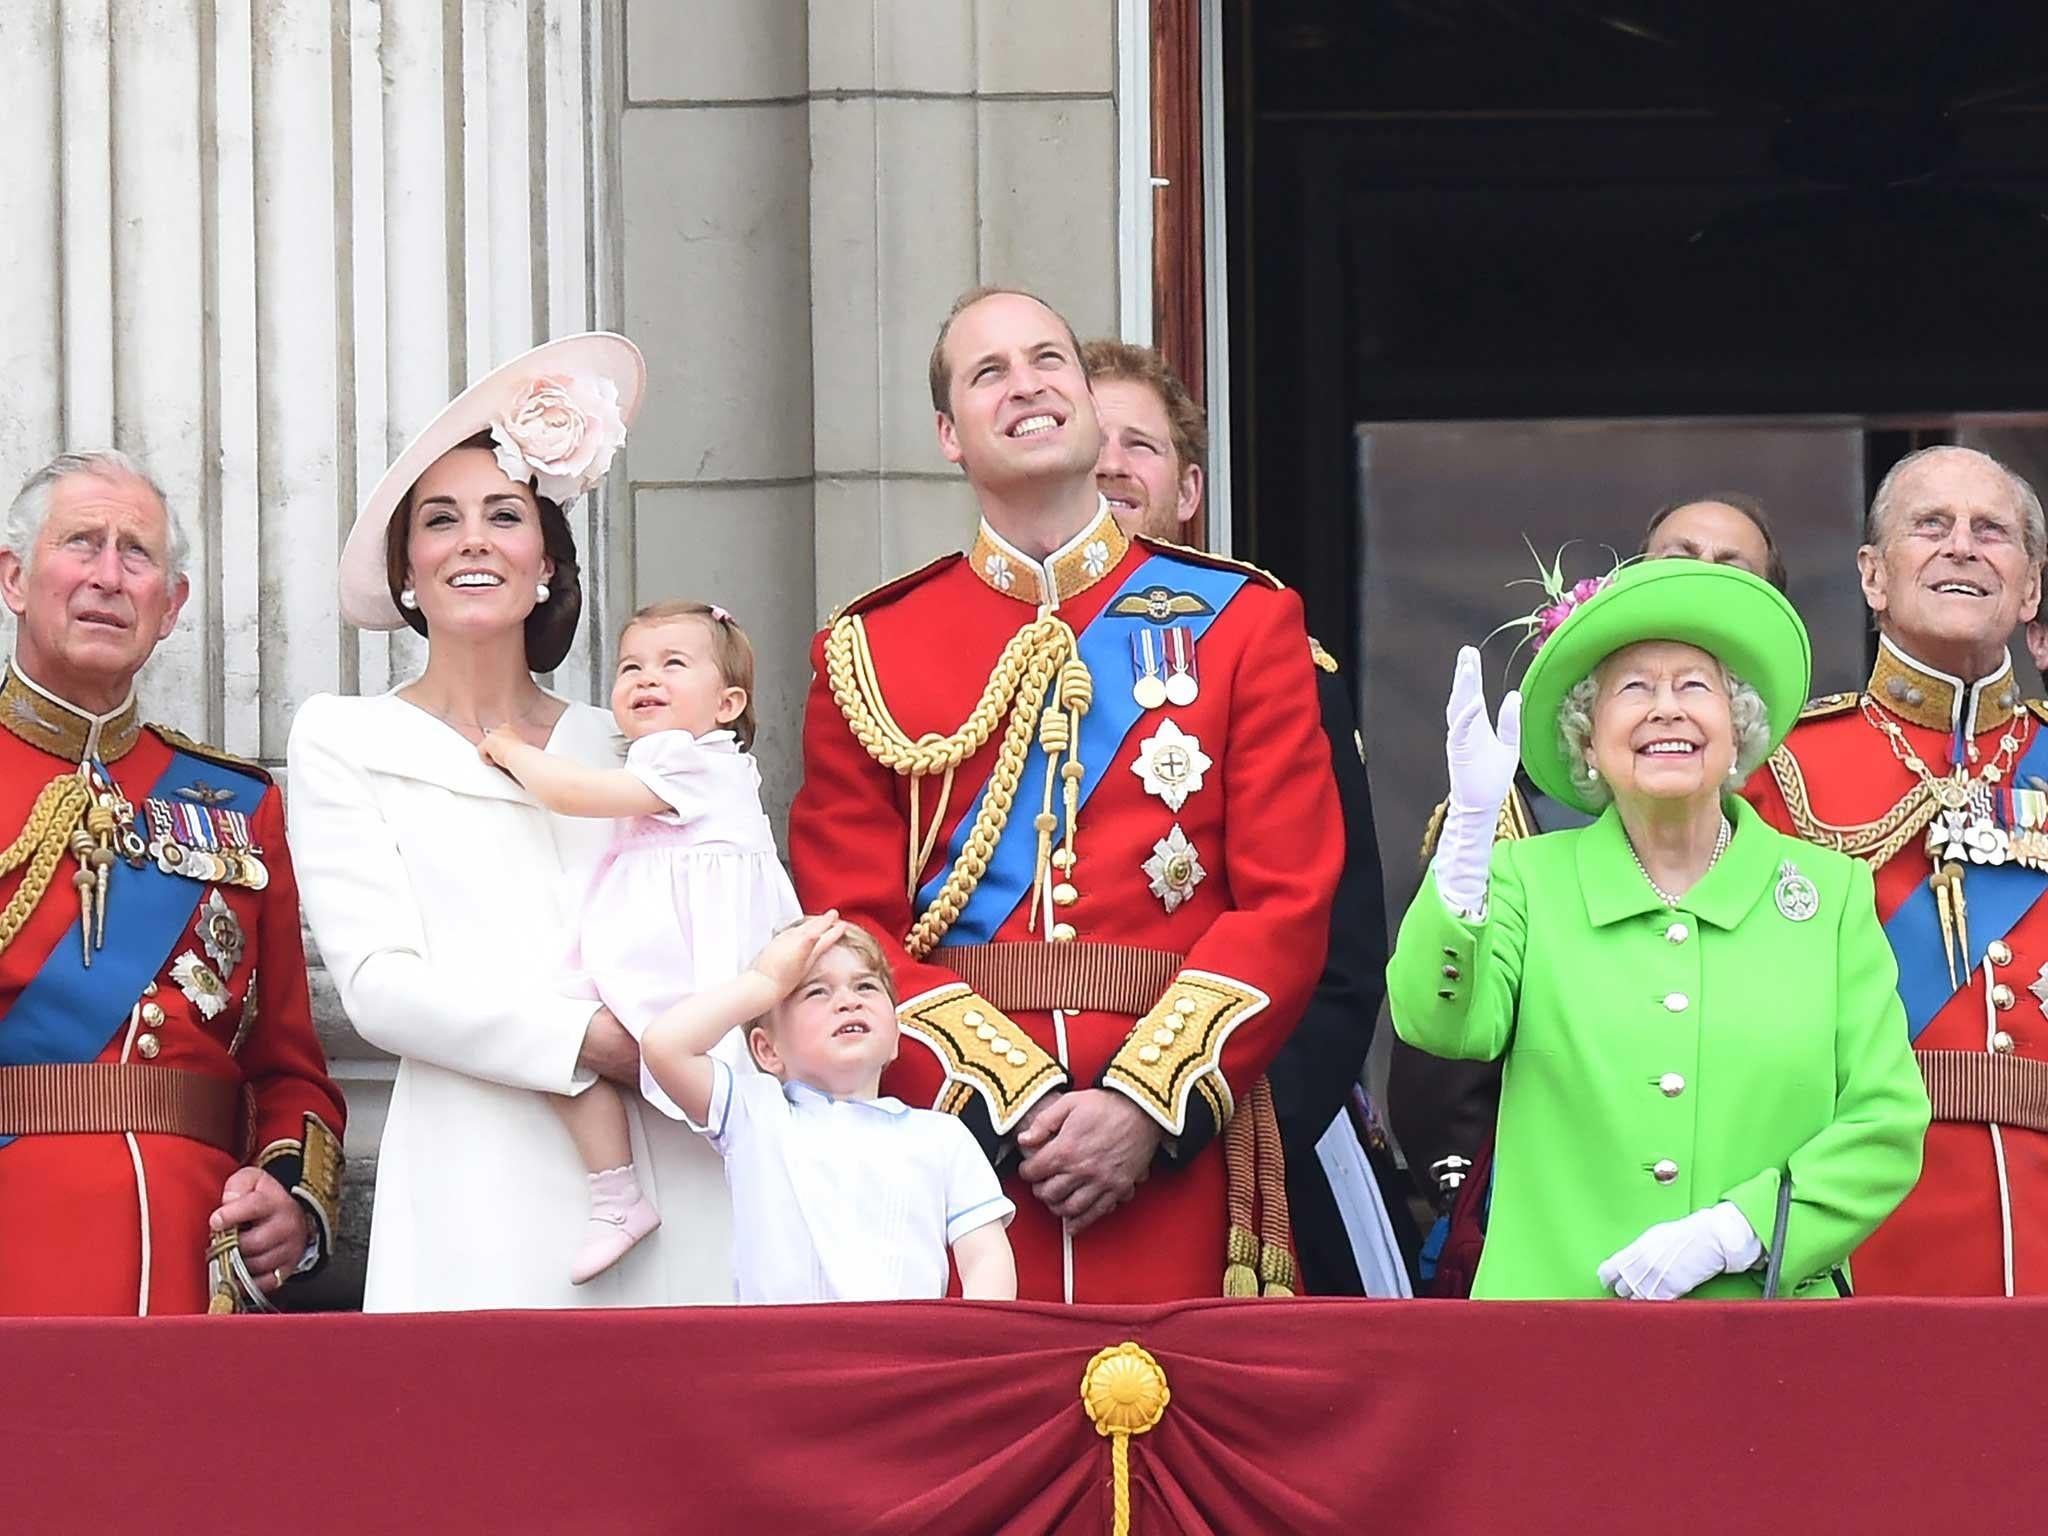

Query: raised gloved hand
1431,646,1522,913
1596,1201,1763,1301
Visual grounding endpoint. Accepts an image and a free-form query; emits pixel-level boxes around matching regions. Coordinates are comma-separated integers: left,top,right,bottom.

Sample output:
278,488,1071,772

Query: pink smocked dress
567,728,802,1118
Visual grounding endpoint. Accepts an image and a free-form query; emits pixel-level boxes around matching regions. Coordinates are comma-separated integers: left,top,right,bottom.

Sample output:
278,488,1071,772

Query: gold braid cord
827,611,1080,959
1221,1078,1293,1296
1080,1342,1170,1536
0,774,92,958
1764,744,1937,869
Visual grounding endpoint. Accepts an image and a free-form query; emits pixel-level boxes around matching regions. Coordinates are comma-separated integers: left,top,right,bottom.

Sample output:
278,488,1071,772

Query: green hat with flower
1511,555,1812,813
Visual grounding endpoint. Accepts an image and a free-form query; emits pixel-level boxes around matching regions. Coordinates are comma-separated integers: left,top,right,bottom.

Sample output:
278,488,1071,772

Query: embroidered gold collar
966,500,1130,608
0,661,141,764
1865,636,2021,737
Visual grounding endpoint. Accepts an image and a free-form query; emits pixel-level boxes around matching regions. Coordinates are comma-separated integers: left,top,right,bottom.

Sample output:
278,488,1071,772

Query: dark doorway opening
1222,2,2048,666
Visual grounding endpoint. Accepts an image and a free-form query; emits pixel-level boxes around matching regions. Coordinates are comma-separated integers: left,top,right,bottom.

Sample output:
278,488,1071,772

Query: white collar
782,1078,909,1117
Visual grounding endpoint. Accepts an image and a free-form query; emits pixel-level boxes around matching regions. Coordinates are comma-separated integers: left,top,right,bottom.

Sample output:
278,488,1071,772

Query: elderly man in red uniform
0,450,344,1314
791,289,1342,1302
1744,444,2045,1295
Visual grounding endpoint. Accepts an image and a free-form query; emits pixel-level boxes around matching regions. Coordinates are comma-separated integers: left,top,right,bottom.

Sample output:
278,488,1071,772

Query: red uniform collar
965,500,1131,609
0,661,142,764
1865,636,2022,738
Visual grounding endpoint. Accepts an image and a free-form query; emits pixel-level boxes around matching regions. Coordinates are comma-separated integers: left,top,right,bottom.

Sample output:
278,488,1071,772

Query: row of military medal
1129,625,1200,710
144,793,271,891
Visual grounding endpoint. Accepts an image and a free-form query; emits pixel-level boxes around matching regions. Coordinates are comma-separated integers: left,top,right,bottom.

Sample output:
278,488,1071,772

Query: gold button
1051,848,1077,872
1152,1027,1175,1046
1138,1044,1162,1064
1993,1031,2016,1054
989,1037,1011,1056
1006,1049,1028,1068
1989,940,2014,966
137,1033,161,1060
1658,1073,1685,1098
1993,984,2016,1010
1442,964,1460,980
963,1010,984,1028
1652,1159,1679,1184
1050,923,1077,943
975,1023,996,1042
142,981,158,997
1663,993,1689,1013
141,1002,165,1027
1052,882,1078,907
1174,997,1198,1016
1665,923,1689,945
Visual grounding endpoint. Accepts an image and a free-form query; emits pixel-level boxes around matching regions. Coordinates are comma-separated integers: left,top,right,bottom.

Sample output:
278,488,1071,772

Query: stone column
619,2,817,827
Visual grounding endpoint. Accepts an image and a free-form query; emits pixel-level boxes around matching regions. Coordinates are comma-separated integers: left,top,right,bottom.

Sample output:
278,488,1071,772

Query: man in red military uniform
0,451,344,1315
1745,444,2042,1295
790,289,1342,1302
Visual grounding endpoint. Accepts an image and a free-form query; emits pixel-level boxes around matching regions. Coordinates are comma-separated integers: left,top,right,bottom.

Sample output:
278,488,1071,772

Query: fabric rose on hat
489,372,629,504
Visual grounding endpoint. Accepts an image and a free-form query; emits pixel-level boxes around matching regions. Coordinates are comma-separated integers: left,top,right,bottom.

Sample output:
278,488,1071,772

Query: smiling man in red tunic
0,451,344,1314
1745,445,2047,1295
790,290,1342,1302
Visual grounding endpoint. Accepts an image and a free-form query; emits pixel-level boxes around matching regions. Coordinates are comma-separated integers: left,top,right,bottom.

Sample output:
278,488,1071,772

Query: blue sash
919,555,1251,946
0,747,266,1147
1884,728,2048,1040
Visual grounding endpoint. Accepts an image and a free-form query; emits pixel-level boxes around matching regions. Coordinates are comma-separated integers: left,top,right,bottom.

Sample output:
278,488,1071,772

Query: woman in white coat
287,334,731,1310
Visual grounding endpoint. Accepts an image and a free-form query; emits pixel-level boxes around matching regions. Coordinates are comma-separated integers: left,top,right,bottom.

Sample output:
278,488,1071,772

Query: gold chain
827,611,1080,958
1860,695,2026,807
0,774,93,957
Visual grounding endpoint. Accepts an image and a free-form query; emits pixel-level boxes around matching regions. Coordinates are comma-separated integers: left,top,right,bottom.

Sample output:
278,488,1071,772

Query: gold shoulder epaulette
2025,698,2048,727
1133,534,1283,590
1417,787,1537,865
144,724,273,784
827,552,962,625
1798,691,1860,721
1308,637,1339,673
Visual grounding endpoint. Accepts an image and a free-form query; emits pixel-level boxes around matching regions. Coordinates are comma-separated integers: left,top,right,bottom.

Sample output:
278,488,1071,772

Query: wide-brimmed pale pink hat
339,332,647,630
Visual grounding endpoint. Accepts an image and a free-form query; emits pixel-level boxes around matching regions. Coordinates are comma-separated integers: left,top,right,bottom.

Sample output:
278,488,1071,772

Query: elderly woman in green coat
1391,559,1929,1300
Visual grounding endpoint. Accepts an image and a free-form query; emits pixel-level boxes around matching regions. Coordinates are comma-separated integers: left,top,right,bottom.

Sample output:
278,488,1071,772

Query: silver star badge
171,950,229,1020
1131,718,1212,813
1143,825,1207,913
194,889,246,978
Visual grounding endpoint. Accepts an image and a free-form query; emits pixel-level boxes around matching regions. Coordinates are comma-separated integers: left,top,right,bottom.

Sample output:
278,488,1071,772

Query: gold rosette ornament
1080,1341,1171,1536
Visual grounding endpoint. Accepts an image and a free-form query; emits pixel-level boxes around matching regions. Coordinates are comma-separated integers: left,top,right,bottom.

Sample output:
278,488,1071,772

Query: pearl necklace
1627,814,1731,907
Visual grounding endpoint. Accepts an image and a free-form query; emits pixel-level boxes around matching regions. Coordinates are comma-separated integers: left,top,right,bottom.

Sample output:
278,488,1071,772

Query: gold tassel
1223,1225,1260,1297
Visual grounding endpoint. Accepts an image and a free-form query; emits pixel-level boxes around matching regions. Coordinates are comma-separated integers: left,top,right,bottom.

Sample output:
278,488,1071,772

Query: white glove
1430,646,1522,913
1596,1202,1763,1301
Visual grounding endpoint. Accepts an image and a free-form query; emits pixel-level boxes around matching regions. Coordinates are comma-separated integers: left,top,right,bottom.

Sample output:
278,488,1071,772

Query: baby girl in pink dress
482,601,799,1282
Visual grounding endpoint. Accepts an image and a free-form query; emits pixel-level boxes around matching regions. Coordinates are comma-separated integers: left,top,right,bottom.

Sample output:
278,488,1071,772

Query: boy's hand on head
748,911,848,997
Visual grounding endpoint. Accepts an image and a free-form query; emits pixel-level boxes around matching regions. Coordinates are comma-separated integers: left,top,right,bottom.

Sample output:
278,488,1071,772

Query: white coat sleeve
285,695,599,1095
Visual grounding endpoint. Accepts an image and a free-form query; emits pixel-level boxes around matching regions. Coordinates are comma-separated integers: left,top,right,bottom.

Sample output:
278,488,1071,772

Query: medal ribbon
1885,724,2048,1040
0,748,265,1148
918,555,1250,946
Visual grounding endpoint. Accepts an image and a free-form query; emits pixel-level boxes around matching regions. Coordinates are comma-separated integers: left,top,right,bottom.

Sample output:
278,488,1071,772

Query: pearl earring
535,581,551,603
1586,763,1600,782
399,587,418,610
